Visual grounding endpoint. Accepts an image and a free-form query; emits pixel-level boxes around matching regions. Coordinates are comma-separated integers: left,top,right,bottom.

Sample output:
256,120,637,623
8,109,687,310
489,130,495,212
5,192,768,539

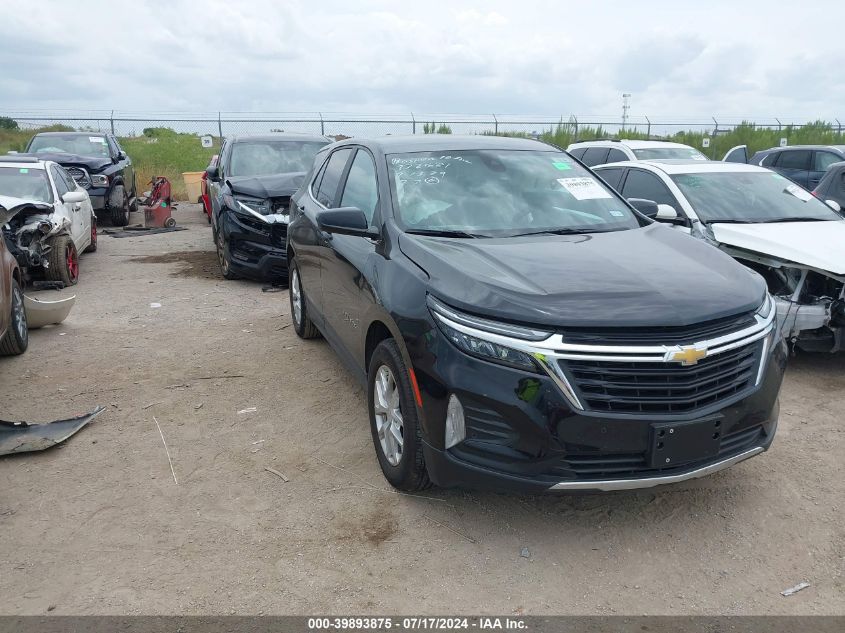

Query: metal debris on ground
0,406,105,456
264,467,289,482
238,407,257,415
781,582,810,596
520,547,530,558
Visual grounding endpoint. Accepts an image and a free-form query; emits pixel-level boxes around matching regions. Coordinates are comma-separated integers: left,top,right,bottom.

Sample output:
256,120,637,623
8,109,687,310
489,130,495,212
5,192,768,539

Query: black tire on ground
0,279,29,356
44,235,79,287
164,217,176,228
84,215,98,253
367,339,432,491
215,222,239,280
109,184,130,226
289,259,320,339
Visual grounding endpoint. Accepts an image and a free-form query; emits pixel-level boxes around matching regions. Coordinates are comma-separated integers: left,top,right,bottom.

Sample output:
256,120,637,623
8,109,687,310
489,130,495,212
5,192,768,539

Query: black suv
206,134,331,282
746,145,845,190
25,132,137,226
287,135,786,493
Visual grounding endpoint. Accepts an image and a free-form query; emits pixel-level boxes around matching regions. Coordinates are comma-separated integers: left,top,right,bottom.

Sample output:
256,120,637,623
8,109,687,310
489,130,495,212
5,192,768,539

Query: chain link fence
5,111,844,140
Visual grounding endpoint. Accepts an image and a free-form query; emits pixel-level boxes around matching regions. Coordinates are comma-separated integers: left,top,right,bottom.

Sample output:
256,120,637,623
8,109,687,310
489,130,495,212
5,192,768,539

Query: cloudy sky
2,0,843,123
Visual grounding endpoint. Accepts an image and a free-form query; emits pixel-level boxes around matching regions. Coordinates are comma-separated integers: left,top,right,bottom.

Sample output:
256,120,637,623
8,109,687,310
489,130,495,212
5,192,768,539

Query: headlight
90,174,109,187
234,195,270,216
756,293,774,320
427,296,548,372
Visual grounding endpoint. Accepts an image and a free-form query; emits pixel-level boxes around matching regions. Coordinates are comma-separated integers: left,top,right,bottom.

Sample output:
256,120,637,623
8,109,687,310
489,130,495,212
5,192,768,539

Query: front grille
562,341,762,414
65,166,90,188
546,424,765,479
560,311,757,345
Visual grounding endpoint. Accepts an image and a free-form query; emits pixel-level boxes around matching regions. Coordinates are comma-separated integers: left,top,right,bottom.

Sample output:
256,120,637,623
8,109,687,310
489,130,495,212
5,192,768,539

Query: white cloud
0,0,842,124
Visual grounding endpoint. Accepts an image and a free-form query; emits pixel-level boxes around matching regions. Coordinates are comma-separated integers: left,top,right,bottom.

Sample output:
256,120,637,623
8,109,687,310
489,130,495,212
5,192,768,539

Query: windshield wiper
405,228,486,238
508,228,607,237
754,217,832,224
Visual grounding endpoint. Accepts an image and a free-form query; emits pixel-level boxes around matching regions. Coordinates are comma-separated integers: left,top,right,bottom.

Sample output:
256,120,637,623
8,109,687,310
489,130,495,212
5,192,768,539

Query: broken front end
738,255,845,353
0,197,73,285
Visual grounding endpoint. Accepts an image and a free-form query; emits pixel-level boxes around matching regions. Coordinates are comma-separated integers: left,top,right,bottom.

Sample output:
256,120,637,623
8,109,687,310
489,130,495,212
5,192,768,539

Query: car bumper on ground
414,326,787,493
221,208,288,282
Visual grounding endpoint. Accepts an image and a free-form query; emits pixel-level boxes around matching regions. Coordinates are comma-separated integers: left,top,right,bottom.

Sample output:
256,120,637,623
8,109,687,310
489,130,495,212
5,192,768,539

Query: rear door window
568,148,587,160
596,167,625,191
315,148,353,208
778,150,811,170
581,147,610,166
606,148,628,163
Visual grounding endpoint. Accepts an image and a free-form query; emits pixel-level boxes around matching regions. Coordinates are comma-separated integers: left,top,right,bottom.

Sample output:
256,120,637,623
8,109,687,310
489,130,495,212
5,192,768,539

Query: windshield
28,134,110,158
387,149,641,236
0,167,53,203
671,171,842,223
632,147,708,160
229,141,328,177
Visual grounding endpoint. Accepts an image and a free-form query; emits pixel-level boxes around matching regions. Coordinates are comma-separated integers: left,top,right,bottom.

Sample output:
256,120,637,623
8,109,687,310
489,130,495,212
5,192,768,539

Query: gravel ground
0,205,843,615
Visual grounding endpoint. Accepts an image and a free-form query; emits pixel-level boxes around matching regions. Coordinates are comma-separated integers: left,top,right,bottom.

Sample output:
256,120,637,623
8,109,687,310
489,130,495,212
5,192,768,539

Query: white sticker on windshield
609,210,625,217
89,136,106,143
785,184,813,202
557,177,613,200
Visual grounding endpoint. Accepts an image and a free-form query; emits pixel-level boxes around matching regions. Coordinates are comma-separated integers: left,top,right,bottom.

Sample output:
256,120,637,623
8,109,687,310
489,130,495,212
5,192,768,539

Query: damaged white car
0,157,96,287
594,160,845,353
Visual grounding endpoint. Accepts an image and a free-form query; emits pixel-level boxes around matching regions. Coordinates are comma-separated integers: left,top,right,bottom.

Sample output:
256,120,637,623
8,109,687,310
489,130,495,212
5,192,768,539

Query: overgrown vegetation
1,120,842,200
423,122,452,134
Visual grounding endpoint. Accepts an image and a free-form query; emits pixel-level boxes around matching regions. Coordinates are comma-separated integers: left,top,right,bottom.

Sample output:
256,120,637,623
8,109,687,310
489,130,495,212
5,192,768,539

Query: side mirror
116,151,126,161
825,199,842,213
627,197,659,219
62,191,86,204
206,165,220,182
316,207,377,237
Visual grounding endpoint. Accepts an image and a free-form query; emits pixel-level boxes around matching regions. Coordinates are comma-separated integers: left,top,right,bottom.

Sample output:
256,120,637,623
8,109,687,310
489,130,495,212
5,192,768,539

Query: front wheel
0,279,28,356
44,235,79,286
289,259,320,339
367,339,431,491
109,184,130,226
215,223,239,280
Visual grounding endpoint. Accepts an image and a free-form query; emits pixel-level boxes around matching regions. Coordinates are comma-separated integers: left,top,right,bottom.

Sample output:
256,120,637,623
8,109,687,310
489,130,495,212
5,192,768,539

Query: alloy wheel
373,365,404,466
12,285,27,342
67,244,79,282
216,230,229,275
291,268,302,326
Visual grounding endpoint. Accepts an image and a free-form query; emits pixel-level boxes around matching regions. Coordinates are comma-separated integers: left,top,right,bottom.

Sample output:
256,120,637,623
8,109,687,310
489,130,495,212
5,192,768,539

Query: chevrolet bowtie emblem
665,345,708,366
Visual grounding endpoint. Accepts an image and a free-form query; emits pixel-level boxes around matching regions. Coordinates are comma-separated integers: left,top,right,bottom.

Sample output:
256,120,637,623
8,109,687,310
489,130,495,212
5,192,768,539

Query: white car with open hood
594,159,845,353
0,156,96,286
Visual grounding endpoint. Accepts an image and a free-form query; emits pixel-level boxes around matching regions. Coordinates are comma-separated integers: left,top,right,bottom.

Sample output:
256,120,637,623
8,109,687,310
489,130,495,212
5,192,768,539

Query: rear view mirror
825,199,842,213
316,207,377,237
627,198,659,218
62,191,86,204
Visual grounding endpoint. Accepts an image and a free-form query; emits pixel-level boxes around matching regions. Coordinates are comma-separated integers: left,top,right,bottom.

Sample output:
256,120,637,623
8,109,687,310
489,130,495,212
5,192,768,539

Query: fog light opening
444,394,466,449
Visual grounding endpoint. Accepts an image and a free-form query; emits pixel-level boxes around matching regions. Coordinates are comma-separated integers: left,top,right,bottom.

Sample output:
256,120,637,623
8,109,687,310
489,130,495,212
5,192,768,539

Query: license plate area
649,417,722,469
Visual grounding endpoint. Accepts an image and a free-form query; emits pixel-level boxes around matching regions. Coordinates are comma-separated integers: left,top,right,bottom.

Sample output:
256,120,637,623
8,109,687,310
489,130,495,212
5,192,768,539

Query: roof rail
571,138,621,143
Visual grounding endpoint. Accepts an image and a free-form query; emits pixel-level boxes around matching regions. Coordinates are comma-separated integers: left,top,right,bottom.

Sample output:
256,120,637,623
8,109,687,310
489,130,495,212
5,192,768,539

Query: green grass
2,121,844,200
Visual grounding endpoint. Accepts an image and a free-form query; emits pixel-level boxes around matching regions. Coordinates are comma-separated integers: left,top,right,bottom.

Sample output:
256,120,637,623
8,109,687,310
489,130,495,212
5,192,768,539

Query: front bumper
87,186,108,210
414,324,786,493
221,208,288,282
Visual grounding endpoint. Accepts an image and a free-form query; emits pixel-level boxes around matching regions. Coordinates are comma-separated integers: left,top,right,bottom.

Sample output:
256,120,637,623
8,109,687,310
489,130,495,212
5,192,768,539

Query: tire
289,259,320,339
84,215,98,253
367,339,431,491
215,222,239,280
44,235,79,287
164,217,176,228
109,184,130,226
0,279,28,356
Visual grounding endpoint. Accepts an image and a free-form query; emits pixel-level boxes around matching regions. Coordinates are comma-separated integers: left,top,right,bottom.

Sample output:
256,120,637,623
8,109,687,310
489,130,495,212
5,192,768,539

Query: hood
0,194,53,225
18,152,112,172
227,172,306,199
711,220,845,276
398,224,765,328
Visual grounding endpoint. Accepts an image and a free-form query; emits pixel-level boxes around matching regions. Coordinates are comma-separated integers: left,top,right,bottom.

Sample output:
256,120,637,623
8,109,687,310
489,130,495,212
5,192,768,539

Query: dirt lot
0,205,843,615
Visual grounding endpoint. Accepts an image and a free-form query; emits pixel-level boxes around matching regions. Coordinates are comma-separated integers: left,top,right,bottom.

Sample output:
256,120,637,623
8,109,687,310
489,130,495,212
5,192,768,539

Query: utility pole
621,93,631,133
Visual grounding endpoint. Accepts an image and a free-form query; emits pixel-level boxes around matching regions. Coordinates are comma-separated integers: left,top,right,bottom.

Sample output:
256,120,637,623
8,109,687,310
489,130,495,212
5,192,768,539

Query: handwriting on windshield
392,156,471,186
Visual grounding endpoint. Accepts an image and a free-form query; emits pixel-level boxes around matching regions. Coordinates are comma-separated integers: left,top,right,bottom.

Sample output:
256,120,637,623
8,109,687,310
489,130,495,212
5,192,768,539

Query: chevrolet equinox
287,135,786,493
